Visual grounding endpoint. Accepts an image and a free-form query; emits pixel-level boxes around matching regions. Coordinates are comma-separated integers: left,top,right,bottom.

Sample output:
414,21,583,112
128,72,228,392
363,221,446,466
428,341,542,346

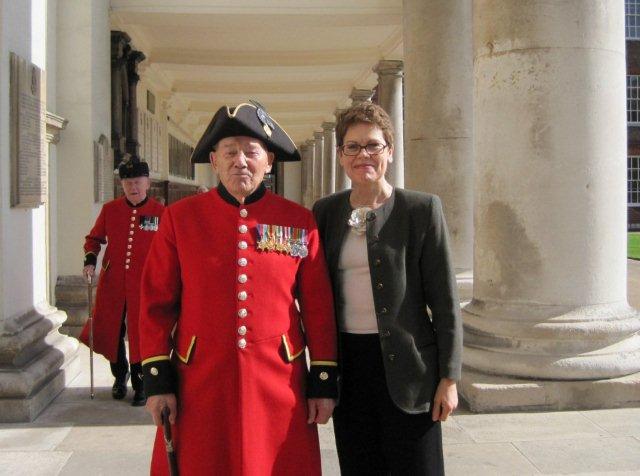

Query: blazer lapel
326,193,352,275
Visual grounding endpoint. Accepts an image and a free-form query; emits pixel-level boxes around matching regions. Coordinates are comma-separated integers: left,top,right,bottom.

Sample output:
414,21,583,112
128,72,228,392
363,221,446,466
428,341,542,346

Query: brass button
238,338,247,349
150,367,158,376
374,258,382,266
319,371,329,381
388,354,395,362
240,209,248,218
380,307,388,314
125,265,130,270
129,230,134,235
238,308,248,318
238,274,248,284
130,223,135,229
131,216,136,221
238,291,248,301
125,259,130,264
238,325,247,336
381,330,391,338
238,224,248,233
376,282,383,290
128,237,133,242
126,252,131,257
133,210,137,214
238,258,248,267
238,241,248,250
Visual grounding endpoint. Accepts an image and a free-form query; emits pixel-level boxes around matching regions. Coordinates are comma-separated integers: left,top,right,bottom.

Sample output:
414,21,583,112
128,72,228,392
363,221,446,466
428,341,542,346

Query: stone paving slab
58,450,151,476
580,408,640,438
454,411,610,443
0,425,71,451
514,436,640,474
444,442,541,475
0,451,72,476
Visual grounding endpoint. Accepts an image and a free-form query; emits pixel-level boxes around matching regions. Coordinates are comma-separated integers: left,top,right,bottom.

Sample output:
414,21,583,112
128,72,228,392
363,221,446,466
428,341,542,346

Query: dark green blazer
313,188,462,414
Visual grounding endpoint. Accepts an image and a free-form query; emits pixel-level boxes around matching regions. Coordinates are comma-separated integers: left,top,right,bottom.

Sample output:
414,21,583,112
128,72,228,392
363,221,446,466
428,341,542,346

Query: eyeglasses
340,142,388,156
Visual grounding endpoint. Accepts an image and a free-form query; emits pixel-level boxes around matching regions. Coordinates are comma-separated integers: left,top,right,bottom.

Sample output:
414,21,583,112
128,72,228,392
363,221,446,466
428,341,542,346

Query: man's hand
432,378,458,422
83,265,95,281
146,394,178,426
307,398,336,424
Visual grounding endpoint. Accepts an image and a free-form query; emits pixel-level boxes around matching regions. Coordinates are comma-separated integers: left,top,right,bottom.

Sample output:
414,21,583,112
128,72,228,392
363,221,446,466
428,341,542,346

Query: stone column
374,60,404,188
461,0,640,411
350,88,373,105
334,108,351,191
322,122,337,195
403,0,473,282
305,139,316,206
313,132,324,201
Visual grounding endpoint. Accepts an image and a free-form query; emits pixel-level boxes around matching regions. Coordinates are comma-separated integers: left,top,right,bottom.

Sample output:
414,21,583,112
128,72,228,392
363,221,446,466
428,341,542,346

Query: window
628,75,640,124
627,0,640,39
169,134,195,180
629,156,640,206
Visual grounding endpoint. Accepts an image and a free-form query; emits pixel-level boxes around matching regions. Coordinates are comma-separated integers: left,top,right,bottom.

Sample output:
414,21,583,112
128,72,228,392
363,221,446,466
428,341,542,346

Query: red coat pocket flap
174,335,197,364
281,327,306,362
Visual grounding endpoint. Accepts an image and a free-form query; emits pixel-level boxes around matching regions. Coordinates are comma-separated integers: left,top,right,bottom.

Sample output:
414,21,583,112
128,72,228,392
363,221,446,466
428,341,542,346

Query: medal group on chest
256,224,308,258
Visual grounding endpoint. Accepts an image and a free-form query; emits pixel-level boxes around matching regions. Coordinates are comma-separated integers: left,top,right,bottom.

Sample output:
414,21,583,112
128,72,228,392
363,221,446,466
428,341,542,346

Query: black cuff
84,253,97,267
142,360,177,396
306,365,338,399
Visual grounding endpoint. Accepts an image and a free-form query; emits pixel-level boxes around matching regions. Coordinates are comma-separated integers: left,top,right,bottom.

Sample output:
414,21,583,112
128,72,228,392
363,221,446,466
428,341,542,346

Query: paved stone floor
1,261,639,475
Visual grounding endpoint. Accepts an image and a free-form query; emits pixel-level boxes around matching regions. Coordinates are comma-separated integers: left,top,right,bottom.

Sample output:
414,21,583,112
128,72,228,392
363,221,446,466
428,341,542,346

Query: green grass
629,233,640,260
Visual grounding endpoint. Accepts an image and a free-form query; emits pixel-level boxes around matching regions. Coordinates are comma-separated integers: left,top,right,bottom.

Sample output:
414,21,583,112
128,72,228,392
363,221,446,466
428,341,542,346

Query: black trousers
333,333,445,476
109,307,143,392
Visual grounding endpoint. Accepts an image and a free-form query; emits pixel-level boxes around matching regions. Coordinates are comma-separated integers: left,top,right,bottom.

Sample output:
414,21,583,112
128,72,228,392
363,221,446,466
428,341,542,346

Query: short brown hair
335,102,394,149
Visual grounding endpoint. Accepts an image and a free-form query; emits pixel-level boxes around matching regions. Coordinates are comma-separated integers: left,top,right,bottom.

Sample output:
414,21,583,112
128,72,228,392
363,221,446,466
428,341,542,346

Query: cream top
337,228,378,333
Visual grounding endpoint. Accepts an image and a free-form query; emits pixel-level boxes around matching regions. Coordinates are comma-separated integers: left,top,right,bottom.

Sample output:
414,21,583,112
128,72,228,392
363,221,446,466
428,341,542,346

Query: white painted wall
55,0,110,276
0,0,48,318
46,0,58,302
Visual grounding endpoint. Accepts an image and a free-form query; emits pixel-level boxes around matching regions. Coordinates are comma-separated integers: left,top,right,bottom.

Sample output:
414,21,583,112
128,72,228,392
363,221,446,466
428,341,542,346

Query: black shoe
131,389,147,407
112,372,129,400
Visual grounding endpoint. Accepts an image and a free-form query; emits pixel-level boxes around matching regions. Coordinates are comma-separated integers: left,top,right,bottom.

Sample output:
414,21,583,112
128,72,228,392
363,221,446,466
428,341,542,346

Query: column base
459,368,640,412
456,269,473,303
56,275,94,337
0,304,80,422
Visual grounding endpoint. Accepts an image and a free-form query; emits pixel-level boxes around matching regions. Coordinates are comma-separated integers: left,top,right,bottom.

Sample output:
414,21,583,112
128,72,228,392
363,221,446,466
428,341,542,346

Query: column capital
350,88,373,104
374,59,404,77
321,121,336,131
313,130,324,140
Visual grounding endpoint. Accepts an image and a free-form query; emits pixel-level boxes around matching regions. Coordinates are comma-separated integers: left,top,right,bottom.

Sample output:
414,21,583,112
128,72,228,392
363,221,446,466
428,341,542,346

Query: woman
313,102,462,475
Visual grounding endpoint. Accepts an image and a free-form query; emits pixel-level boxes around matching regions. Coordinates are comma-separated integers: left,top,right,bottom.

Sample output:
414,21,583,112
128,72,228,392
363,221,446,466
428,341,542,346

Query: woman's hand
307,398,336,424
432,378,458,422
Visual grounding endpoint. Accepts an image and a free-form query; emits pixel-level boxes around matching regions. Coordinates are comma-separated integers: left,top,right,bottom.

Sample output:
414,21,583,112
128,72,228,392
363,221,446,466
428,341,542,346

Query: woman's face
339,122,393,186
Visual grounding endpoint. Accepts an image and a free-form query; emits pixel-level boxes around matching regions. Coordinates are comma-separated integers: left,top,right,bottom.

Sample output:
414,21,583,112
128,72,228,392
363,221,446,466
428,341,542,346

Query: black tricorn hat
118,156,150,179
191,101,301,163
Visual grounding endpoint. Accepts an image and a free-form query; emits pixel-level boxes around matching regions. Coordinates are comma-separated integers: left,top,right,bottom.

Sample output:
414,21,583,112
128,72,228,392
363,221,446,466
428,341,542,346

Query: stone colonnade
300,62,406,207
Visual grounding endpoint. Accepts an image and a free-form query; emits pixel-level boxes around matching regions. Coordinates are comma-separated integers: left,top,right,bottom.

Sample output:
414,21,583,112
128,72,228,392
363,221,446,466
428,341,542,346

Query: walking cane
87,275,95,400
162,407,179,476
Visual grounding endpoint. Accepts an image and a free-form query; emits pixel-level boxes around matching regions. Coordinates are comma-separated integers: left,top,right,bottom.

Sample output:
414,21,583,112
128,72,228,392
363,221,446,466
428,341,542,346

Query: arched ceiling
110,0,403,145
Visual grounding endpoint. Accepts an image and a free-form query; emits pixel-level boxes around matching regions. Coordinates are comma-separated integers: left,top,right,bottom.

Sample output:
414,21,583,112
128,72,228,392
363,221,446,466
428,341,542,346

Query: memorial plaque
10,52,47,208
94,134,114,203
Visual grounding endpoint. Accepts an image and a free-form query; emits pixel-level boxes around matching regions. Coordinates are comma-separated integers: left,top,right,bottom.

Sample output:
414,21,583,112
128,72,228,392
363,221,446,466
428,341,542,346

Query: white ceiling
110,0,403,145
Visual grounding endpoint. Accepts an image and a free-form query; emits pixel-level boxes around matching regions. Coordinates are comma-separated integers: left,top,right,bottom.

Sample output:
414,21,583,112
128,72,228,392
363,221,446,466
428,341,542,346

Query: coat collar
216,182,266,207
125,196,149,208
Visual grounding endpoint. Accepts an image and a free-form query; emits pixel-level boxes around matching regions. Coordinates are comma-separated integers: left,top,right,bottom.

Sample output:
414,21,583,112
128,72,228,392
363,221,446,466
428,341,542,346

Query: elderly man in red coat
80,157,164,406
139,102,338,475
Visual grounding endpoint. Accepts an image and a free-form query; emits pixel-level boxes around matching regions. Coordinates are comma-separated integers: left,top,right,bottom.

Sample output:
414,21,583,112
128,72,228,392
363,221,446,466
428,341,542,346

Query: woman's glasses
340,142,388,156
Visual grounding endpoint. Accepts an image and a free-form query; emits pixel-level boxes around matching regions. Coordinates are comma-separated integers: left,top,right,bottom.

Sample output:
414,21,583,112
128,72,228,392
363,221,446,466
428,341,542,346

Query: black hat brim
191,103,301,164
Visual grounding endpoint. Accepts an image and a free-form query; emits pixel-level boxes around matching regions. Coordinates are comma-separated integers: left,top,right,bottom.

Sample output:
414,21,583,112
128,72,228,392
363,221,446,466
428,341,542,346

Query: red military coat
139,186,337,476
80,196,164,363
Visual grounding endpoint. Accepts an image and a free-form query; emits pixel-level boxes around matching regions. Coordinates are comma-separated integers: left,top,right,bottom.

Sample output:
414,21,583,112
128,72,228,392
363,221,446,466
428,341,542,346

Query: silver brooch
348,207,372,235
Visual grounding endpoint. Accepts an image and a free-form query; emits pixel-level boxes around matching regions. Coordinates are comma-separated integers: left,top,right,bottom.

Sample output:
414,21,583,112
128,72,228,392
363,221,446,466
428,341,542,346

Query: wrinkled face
121,177,150,204
339,123,393,186
210,136,274,201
